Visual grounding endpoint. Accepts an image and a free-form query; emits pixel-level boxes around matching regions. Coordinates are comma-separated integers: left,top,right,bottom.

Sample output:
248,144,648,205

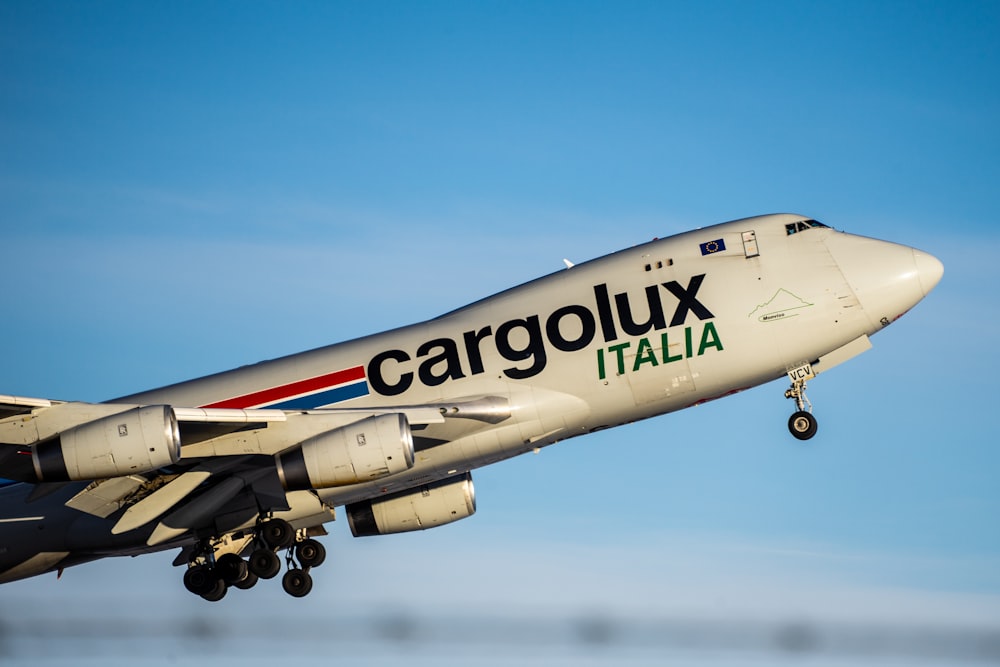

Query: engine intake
33,405,181,482
276,413,415,490
347,472,476,537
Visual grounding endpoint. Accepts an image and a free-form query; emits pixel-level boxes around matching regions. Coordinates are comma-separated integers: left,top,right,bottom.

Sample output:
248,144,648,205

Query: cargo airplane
0,214,943,600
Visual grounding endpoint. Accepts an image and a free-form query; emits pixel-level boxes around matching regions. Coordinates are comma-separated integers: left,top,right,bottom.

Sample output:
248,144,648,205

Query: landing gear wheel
232,570,259,590
183,565,215,596
788,411,818,440
295,539,326,569
200,577,227,602
248,548,282,579
282,568,313,598
260,518,295,549
215,553,248,585
784,365,818,441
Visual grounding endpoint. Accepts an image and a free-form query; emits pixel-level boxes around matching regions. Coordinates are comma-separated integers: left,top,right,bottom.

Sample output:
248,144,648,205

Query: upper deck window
785,219,829,235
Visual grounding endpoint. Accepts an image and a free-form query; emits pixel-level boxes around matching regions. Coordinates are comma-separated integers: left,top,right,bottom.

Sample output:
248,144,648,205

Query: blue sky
1,2,999,663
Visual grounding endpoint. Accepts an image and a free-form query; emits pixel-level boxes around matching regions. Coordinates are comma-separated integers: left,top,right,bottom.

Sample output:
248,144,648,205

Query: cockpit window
785,219,829,235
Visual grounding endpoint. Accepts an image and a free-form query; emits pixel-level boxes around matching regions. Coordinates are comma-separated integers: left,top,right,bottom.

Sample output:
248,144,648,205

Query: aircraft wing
0,395,54,419
0,393,508,546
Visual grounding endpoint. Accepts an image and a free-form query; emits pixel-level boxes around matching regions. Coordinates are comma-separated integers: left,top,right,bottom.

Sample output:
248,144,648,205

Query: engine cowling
346,473,476,537
275,413,415,490
32,405,181,481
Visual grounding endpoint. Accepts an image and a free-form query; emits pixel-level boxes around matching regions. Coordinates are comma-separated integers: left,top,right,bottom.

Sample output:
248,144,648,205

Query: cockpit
785,219,829,235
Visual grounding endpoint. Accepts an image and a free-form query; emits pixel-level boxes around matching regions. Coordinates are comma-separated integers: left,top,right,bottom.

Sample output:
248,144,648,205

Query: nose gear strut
785,363,818,440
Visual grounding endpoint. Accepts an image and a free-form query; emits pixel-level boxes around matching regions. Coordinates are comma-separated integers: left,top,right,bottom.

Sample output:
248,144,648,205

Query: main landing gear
784,364,818,441
182,517,328,602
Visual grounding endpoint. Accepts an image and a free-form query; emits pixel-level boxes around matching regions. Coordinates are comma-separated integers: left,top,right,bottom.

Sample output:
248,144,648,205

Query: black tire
183,565,215,596
248,548,282,579
296,539,326,569
200,577,227,602
282,568,313,598
215,553,248,585
260,519,294,549
788,411,818,440
232,571,259,590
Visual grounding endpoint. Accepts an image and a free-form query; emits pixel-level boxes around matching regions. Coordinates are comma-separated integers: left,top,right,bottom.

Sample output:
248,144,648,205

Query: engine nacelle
33,405,181,482
346,473,476,537
275,413,415,490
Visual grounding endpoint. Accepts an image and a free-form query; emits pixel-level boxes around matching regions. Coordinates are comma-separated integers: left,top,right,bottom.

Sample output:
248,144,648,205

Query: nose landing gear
785,363,818,441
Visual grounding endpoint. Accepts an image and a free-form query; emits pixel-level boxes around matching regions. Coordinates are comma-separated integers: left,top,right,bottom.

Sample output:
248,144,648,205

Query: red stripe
202,366,367,409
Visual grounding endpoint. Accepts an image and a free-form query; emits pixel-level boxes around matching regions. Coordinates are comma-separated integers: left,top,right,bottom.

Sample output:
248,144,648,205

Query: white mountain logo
748,289,814,322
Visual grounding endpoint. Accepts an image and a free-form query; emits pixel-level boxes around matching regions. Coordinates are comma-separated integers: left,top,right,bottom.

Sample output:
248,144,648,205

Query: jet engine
346,473,476,536
33,405,181,482
276,413,415,490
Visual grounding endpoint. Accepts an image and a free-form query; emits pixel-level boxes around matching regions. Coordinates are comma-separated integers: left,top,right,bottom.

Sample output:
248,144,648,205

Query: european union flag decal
699,238,726,255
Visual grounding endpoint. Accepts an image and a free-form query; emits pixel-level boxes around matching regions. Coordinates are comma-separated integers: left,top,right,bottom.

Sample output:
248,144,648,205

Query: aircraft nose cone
824,233,943,333
913,248,944,296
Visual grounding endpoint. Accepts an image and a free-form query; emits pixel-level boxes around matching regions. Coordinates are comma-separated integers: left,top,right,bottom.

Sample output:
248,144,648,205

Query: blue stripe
266,382,370,409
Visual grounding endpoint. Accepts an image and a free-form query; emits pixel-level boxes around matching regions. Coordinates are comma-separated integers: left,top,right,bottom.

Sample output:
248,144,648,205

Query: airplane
0,213,943,601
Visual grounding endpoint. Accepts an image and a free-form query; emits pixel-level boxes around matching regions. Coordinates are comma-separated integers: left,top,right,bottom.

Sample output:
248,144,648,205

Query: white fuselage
121,214,941,505
0,213,944,583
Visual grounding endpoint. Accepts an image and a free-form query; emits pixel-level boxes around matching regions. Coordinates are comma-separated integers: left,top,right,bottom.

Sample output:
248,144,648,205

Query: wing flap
172,408,288,446
172,407,287,423
111,470,212,534
111,457,253,535
64,476,147,518
178,406,450,458
0,395,54,420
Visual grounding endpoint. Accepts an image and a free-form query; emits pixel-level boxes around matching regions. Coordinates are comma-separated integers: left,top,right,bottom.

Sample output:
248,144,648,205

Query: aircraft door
622,335,697,406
